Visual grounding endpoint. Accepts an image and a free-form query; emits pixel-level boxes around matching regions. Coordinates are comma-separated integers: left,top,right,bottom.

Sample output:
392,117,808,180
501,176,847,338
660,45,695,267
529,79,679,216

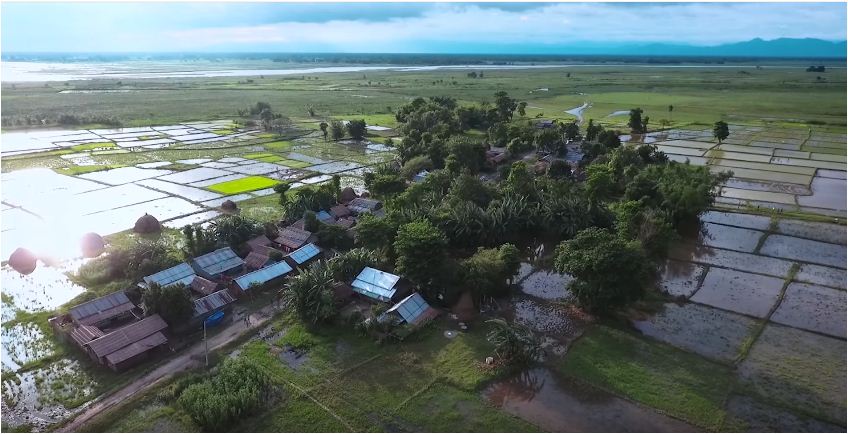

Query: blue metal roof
193,248,244,276
316,210,333,222
351,267,399,302
143,263,196,288
387,293,430,324
289,243,320,265
235,261,293,290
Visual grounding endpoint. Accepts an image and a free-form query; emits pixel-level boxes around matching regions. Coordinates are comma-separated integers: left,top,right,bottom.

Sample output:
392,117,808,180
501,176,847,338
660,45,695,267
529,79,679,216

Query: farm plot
770,283,846,338
206,176,280,195
690,268,784,318
655,259,707,298
759,234,846,269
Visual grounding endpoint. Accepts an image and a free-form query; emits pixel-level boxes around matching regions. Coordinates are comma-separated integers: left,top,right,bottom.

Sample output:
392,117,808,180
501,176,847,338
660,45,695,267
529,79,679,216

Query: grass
206,175,280,194
69,142,116,152
560,325,733,430
54,164,124,176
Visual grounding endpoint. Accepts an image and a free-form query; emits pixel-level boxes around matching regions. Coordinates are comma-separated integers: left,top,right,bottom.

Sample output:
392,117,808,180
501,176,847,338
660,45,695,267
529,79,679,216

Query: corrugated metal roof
330,205,351,218
193,289,236,317
275,227,312,249
235,261,293,290
143,263,196,288
190,276,219,296
104,332,168,366
316,210,334,222
86,315,168,358
193,248,244,276
348,198,382,214
289,243,320,265
351,267,399,302
69,291,134,326
247,235,271,249
244,251,270,269
387,293,431,324
70,325,104,347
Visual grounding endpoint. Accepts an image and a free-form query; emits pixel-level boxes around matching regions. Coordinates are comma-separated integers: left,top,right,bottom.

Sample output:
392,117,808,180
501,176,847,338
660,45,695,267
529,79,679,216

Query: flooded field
519,270,573,300
655,260,706,298
483,368,695,432
771,283,846,338
760,235,846,269
691,266,784,318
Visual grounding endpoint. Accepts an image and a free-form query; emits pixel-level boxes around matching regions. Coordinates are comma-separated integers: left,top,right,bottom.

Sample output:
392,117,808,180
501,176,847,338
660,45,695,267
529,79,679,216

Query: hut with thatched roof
8,247,37,275
220,200,239,214
80,233,105,258
340,187,357,203
134,214,161,234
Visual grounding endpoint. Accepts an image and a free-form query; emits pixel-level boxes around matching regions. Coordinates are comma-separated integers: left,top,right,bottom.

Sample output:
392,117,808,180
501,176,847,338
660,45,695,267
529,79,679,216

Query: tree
563,122,580,142
534,128,562,153
259,108,275,131
285,261,337,324
212,215,260,248
668,105,674,123
142,283,194,325
493,91,518,122
319,122,329,141
182,224,217,259
713,121,729,143
446,136,486,173
598,130,622,150
394,220,448,293
178,358,270,430
628,108,644,133
585,119,603,142
327,248,381,281
347,119,367,140
274,182,290,207
304,210,320,232
330,120,346,141
461,244,522,305
554,227,652,313
641,116,649,134
611,200,677,256
400,155,433,180
546,159,571,179
486,318,541,365
306,105,316,117
354,213,398,255
368,173,407,198
585,163,616,204
316,224,353,250
517,101,527,117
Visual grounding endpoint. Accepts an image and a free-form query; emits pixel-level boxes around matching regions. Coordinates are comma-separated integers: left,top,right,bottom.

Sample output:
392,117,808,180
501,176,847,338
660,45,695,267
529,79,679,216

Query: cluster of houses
51,192,438,372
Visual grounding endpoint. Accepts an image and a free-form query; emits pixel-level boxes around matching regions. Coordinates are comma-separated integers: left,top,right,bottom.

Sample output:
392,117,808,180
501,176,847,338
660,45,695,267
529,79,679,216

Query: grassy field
2,66,845,130
207,175,280,194
560,325,734,430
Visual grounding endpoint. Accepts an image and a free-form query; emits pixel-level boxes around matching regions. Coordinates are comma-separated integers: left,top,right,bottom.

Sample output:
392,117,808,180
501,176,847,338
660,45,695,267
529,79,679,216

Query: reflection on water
1,261,87,314
483,368,695,432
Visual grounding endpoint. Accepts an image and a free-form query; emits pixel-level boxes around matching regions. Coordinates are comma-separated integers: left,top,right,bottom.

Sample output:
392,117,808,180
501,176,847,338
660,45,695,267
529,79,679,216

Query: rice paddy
206,176,281,195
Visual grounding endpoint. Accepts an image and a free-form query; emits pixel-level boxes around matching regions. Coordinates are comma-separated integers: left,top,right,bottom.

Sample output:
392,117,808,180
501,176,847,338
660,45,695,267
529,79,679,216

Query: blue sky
2,2,845,53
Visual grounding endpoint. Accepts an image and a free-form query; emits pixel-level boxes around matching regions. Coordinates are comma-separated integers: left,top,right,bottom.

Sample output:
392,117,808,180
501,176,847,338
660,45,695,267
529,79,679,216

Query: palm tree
486,318,542,365
285,262,336,324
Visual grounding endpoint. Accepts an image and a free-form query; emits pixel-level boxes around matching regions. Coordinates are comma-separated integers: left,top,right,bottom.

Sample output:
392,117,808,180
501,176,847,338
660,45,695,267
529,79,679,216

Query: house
141,263,196,289
275,226,313,252
69,325,105,349
191,289,236,327
412,170,430,183
247,235,273,251
233,261,294,293
286,243,321,268
330,205,351,219
190,275,220,296
334,217,356,229
191,248,245,280
382,293,439,327
486,149,508,166
347,198,382,215
351,267,408,303
68,291,136,328
244,251,271,270
83,314,169,371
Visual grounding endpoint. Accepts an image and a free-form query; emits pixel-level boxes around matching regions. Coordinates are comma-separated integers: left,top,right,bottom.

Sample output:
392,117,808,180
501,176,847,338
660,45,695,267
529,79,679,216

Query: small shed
84,314,169,371
316,210,334,222
68,291,135,328
384,293,439,327
70,325,105,349
247,235,273,251
191,247,245,280
275,227,313,251
233,261,294,293
142,263,196,289
192,289,236,326
347,198,383,215
244,251,271,270
190,275,220,296
287,243,321,267
351,267,401,303
330,205,351,219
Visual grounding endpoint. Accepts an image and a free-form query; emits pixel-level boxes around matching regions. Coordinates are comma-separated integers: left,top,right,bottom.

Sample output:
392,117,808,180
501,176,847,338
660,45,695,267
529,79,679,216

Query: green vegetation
561,325,733,430
54,164,124,176
69,142,116,152
141,283,194,325
207,175,280,194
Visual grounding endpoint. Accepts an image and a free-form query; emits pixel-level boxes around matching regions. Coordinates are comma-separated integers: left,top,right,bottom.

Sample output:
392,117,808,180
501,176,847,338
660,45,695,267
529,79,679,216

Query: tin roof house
381,293,439,327
68,291,136,328
141,263,196,289
191,248,245,280
351,267,409,303
233,261,294,293
83,314,169,371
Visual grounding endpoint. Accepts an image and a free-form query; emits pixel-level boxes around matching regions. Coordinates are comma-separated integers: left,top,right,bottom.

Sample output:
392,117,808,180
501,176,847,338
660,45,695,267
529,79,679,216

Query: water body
564,102,590,124
483,368,695,432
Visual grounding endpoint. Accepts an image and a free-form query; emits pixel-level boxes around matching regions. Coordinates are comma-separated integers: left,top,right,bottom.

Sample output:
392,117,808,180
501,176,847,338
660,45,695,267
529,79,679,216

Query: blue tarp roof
235,261,293,290
351,267,400,302
289,243,320,265
316,210,333,222
193,248,244,276
143,263,196,288
387,293,431,324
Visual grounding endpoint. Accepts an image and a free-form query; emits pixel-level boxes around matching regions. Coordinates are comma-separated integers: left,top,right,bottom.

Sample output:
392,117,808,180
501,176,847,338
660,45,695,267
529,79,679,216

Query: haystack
80,233,105,258
133,213,161,234
220,200,239,213
339,186,357,203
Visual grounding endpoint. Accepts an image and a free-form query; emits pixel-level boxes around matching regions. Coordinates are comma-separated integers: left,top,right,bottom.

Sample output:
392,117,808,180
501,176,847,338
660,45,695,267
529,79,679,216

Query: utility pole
203,319,209,367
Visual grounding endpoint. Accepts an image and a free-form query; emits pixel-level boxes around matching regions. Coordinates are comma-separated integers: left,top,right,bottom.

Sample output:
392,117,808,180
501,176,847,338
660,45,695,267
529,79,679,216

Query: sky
1,2,846,53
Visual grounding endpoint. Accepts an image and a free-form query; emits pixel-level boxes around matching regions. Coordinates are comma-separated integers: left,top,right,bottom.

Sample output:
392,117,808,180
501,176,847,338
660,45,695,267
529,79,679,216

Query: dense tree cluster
142,283,194,325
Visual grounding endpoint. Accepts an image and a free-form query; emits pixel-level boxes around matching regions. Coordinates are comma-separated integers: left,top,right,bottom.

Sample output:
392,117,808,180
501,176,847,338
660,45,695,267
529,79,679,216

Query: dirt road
59,306,277,432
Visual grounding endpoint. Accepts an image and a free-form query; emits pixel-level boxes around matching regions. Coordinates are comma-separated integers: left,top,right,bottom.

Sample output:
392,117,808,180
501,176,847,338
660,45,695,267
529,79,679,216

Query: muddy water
619,134,658,144
668,243,794,278
760,234,846,269
795,263,846,289
699,210,772,230
724,178,811,195
519,270,574,300
656,260,706,298
1,323,54,371
770,282,846,338
1,263,87,314
277,346,310,370
776,220,846,245
507,297,590,339
606,110,630,117
798,176,847,211
632,303,758,363
691,268,784,318
684,222,763,253
725,395,843,433
483,368,696,432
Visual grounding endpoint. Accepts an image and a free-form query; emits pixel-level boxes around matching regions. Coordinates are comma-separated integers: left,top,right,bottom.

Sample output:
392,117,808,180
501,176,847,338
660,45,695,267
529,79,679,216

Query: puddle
691,268,784,319
655,260,706,298
483,368,694,432
606,110,630,117
277,345,310,370
760,234,846,269
1,323,55,372
1,263,87,313
798,176,847,211
563,102,590,124
519,270,574,300
770,282,846,338
632,303,758,363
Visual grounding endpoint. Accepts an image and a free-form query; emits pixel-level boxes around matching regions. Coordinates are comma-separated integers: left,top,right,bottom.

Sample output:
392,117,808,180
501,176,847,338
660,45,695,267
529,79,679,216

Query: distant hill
632,38,847,58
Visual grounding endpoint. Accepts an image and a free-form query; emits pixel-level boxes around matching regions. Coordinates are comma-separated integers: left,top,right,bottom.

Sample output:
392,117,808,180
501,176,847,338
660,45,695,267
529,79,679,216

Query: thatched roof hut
340,186,357,203
9,247,37,275
80,232,105,258
134,213,161,234
220,200,239,213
